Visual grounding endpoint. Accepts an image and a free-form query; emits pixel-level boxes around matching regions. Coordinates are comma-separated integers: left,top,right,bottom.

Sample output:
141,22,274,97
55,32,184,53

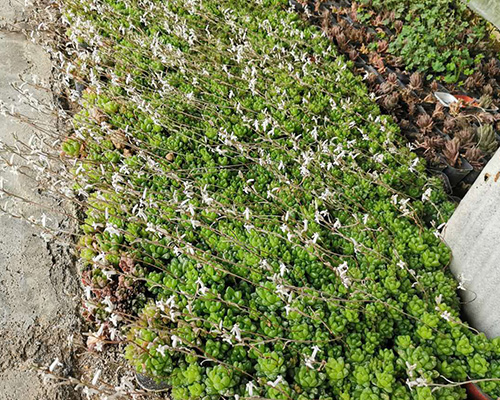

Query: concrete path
0,1,81,399
444,148,500,339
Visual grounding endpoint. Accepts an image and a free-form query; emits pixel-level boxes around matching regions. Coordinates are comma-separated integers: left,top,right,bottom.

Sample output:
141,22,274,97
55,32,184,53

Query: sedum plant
41,0,500,398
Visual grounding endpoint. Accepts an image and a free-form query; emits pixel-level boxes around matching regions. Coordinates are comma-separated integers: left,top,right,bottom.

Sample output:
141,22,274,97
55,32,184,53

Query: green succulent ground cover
355,0,492,83
62,0,500,398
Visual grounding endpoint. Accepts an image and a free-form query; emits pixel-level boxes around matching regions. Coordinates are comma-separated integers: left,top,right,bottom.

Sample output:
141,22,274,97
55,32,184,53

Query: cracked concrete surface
444,148,500,339
0,1,82,399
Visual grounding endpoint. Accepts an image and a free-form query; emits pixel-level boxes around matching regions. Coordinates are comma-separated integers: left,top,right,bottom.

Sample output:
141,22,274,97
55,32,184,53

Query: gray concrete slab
0,3,81,400
443,147,500,339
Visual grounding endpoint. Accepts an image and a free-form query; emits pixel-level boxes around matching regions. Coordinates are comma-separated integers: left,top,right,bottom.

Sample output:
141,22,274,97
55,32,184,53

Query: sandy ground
0,1,82,399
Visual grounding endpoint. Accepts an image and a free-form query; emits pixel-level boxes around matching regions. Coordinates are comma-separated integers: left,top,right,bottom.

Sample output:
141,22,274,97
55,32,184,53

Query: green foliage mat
355,0,492,83
60,0,500,398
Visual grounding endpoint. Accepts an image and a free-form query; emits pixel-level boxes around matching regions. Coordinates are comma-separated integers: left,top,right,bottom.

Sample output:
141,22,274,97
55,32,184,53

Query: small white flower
406,362,417,378
91,369,102,385
230,324,242,342
301,219,308,233
457,273,469,291
104,223,121,237
102,270,116,280
246,381,255,396
422,188,432,202
40,213,49,228
311,345,321,359
156,344,168,357
408,158,419,173
362,214,369,224
304,356,315,369
102,296,114,313
267,375,283,388
196,277,208,295
171,335,180,348
333,219,341,229
406,377,429,390
49,357,63,372
440,310,452,321
244,223,254,232
336,262,351,288
156,300,166,312
109,313,121,326
279,262,288,277
92,253,106,263
84,285,92,300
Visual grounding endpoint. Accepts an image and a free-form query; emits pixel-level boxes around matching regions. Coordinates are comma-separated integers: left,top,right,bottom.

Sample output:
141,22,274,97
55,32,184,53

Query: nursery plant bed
292,0,500,197
13,0,500,398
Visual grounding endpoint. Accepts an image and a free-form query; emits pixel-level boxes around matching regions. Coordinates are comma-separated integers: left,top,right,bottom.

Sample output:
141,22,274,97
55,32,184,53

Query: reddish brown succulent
338,19,349,30
409,72,423,91
407,102,417,116
119,254,135,273
387,73,398,85
465,72,485,91
379,73,399,94
443,138,461,167
482,83,494,96
390,56,404,68
394,20,403,34
381,92,400,110
364,31,374,43
377,40,389,53
432,103,445,120
449,101,462,117
417,135,445,152
485,58,500,78
348,49,359,61
321,10,332,32
351,29,364,43
365,73,378,86
455,128,475,147
416,136,445,164
400,119,410,129
454,115,470,129
417,113,434,134
336,32,348,49
464,75,475,91
443,117,456,134
477,112,496,125
373,13,384,27
369,53,386,73
378,81,393,94
350,2,359,22
464,147,485,169
327,25,342,40
474,71,486,87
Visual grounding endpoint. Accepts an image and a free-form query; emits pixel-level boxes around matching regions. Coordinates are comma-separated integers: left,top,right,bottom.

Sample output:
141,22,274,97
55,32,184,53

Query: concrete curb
443,147,500,339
